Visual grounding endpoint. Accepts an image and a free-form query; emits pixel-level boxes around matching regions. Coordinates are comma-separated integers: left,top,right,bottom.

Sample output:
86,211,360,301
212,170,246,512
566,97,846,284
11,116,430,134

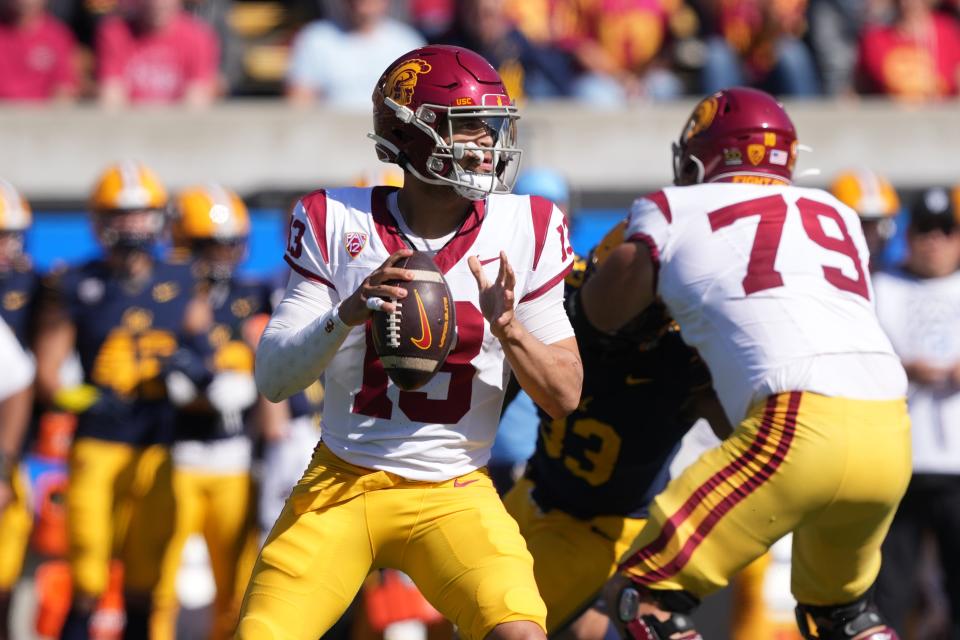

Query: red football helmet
370,45,522,200
672,87,798,186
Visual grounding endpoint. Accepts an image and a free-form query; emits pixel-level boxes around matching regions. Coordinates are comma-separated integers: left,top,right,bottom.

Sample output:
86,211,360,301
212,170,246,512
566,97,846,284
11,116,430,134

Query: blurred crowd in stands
1,0,960,106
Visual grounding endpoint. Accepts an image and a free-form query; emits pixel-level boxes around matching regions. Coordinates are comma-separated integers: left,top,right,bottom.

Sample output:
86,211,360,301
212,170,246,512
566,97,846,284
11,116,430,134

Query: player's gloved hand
53,384,126,416
206,371,259,415
163,347,214,407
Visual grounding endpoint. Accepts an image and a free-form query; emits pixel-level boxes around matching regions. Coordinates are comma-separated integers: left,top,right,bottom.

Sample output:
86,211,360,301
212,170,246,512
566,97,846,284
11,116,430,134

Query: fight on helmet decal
386,59,432,107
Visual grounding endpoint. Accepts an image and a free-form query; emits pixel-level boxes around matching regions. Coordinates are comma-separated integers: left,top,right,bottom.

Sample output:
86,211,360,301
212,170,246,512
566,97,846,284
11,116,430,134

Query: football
371,251,457,391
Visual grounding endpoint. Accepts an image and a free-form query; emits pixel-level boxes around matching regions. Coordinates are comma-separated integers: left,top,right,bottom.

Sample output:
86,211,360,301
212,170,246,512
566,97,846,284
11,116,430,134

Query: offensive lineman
239,45,582,640
582,88,909,640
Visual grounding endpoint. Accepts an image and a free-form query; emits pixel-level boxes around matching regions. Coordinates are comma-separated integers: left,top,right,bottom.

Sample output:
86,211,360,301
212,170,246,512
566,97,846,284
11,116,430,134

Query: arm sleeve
284,194,338,292
0,320,34,401
254,271,352,402
520,198,575,303
515,279,574,345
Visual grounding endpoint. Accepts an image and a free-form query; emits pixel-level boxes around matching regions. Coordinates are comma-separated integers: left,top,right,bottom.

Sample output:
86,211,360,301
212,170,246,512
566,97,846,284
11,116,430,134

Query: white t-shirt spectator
874,268,960,475
286,19,424,109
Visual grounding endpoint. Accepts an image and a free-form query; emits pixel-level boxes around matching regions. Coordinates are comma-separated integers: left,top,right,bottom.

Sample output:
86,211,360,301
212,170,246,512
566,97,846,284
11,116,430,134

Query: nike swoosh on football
479,256,500,265
454,478,479,487
625,375,653,385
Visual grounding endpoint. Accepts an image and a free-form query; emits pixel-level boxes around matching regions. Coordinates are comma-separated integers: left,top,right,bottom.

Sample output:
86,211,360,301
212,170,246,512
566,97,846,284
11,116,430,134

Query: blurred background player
831,169,902,271
872,186,960,639
34,161,194,640
0,181,38,640
158,185,268,636
151,184,273,640
503,218,729,640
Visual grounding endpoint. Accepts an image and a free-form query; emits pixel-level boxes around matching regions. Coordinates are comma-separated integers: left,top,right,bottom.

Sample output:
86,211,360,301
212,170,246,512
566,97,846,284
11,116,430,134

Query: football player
34,161,195,640
240,45,582,640
830,169,901,271
581,88,908,640
0,181,38,640
503,220,730,639
151,185,272,640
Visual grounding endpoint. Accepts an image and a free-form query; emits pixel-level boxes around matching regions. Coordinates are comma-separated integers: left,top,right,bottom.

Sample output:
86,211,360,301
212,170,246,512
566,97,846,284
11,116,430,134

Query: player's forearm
498,328,582,419
255,304,351,402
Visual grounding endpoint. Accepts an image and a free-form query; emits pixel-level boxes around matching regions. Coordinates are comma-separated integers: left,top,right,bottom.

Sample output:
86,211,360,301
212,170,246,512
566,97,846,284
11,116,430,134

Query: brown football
371,251,457,391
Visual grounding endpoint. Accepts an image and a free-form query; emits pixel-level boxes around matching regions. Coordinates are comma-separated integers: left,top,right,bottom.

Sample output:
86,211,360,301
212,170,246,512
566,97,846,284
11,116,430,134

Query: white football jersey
284,186,574,480
874,269,960,475
626,183,906,423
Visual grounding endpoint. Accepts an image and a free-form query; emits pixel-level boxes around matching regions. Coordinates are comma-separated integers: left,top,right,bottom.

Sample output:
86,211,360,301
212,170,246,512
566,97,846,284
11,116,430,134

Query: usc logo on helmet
683,96,718,142
386,59,432,106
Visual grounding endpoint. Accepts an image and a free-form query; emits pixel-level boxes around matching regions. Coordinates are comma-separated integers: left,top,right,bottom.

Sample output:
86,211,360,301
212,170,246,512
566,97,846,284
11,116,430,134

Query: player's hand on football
468,251,517,340
339,249,414,326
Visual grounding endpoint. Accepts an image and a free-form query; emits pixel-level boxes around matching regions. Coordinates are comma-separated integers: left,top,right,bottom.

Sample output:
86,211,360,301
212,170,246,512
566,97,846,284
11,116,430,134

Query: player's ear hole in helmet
89,161,169,252
369,45,522,201
172,184,250,281
672,87,798,187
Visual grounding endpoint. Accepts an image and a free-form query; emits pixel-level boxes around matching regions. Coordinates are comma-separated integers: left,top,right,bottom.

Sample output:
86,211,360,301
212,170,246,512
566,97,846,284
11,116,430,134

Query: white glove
206,371,259,415
165,371,199,407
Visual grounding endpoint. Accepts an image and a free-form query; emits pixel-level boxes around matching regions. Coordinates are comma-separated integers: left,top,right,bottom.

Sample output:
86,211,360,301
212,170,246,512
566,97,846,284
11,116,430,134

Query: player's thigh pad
622,392,863,596
67,437,138,597
789,394,911,605
397,471,547,640
0,466,32,589
503,478,646,633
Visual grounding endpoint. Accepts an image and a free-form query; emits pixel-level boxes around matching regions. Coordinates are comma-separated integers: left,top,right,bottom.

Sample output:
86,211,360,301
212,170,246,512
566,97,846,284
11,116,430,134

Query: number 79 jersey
285,186,574,481
626,183,906,424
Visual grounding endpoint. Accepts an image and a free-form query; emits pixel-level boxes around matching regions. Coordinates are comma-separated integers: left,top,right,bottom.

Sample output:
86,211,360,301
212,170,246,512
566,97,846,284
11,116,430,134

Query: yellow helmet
90,161,168,212
830,169,900,221
353,167,405,188
173,184,250,246
0,180,31,232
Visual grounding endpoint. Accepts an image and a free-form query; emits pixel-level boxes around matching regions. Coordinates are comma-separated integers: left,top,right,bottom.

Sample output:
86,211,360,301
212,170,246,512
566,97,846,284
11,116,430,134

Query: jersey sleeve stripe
519,262,573,304
301,190,330,264
620,392,799,582
645,190,672,223
284,254,338,292
529,196,553,271
626,231,661,291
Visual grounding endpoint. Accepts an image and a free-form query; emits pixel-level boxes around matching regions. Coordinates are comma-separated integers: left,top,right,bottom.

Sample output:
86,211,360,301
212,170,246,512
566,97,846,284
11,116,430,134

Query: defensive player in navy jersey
503,223,730,640
0,180,40,640
152,185,273,640
34,162,196,640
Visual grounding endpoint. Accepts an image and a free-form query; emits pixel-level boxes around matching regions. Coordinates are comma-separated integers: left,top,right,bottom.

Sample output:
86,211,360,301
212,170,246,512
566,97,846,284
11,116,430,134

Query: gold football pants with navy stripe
620,391,911,606
503,478,647,633
152,469,254,640
0,466,31,591
67,438,175,597
237,443,547,640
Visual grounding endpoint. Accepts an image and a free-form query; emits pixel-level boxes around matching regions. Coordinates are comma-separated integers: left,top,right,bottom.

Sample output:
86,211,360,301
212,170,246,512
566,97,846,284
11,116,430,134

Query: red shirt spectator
96,5,218,105
0,0,78,100
858,10,960,100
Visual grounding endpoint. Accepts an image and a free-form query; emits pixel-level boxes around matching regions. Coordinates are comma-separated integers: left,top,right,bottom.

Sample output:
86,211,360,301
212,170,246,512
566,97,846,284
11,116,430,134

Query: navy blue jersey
525,251,714,520
48,258,196,445
0,261,41,348
174,277,272,442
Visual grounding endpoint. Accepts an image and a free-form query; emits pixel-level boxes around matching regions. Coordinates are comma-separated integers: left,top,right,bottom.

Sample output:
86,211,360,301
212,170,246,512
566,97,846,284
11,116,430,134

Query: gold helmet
90,161,169,250
173,184,250,279
0,179,31,232
830,169,900,221
353,167,405,188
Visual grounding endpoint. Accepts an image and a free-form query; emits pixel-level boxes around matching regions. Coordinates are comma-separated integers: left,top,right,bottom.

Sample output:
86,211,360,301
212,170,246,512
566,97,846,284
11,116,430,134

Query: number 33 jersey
284,186,574,481
627,183,906,424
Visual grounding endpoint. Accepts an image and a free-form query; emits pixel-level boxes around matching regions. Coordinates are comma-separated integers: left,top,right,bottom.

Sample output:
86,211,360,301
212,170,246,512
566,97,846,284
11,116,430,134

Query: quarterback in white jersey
582,88,910,640
239,45,581,640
